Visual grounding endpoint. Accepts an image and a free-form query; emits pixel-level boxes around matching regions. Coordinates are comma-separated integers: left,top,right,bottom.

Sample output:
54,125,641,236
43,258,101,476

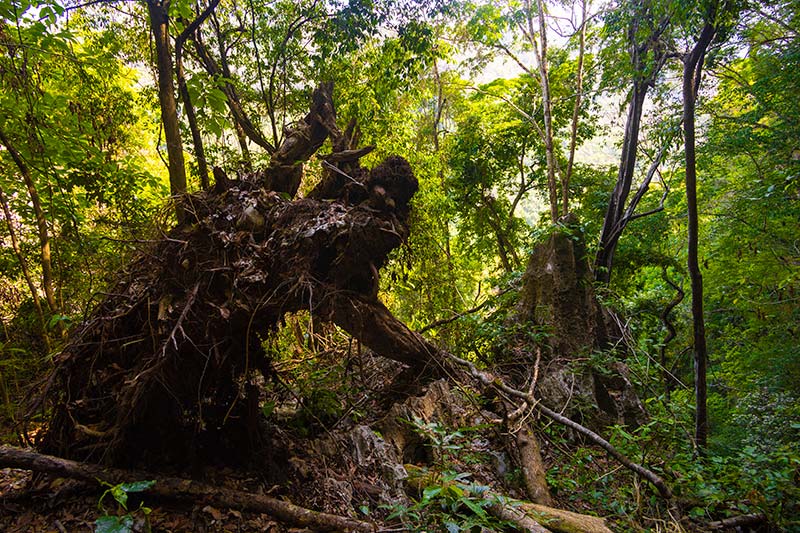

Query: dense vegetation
0,0,798,531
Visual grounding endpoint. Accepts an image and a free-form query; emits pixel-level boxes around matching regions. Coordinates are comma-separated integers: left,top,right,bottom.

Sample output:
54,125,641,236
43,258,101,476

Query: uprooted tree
33,83,438,466
25,84,670,521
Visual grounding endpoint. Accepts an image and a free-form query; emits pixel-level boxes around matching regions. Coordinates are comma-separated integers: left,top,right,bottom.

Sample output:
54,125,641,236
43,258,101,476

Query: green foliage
0,0,166,417
0,2,798,531
386,418,517,531
387,469,518,532
95,480,155,533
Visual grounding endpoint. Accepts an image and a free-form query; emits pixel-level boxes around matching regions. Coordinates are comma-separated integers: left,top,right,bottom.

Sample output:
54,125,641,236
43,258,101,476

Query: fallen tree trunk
0,445,374,532
517,503,614,533
34,84,431,466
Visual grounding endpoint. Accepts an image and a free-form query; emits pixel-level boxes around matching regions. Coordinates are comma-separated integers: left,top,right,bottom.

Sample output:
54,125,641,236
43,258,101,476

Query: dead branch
444,352,673,499
0,445,375,532
707,513,767,530
417,287,513,334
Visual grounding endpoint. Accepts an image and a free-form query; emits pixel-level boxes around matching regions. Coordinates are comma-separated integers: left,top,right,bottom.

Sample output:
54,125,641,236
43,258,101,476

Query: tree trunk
528,0,559,222
563,0,588,217
35,85,436,466
233,116,253,171
594,84,647,284
0,184,49,349
514,217,648,432
174,0,220,190
0,127,59,318
191,29,276,154
594,8,670,284
683,21,716,451
147,0,188,221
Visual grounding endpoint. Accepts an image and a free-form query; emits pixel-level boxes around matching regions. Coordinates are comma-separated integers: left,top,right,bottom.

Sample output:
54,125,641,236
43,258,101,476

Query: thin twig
418,287,512,334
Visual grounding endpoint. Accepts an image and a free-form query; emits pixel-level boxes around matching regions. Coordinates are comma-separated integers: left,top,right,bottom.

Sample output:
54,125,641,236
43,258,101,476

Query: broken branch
444,352,673,499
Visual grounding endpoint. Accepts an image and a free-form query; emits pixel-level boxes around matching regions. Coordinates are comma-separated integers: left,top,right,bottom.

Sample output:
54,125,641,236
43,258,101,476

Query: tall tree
174,0,221,189
528,0,559,222
0,128,59,318
563,0,589,217
594,0,671,284
681,3,718,452
146,0,187,220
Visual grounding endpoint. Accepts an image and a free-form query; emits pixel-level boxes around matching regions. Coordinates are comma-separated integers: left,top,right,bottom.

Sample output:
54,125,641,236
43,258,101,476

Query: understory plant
95,480,155,533
385,417,519,531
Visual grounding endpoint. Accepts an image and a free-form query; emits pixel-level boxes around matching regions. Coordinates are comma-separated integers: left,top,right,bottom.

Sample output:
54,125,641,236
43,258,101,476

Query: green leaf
94,514,135,533
110,486,128,509
461,497,487,518
119,480,156,494
422,486,442,501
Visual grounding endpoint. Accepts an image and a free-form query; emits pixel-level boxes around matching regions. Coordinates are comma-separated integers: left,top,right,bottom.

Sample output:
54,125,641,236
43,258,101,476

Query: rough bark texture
514,216,645,429
516,425,552,505
34,85,432,467
147,0,187,218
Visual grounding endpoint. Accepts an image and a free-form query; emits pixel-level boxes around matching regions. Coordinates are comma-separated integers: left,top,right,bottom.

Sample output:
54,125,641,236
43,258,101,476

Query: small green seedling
95,480,155,533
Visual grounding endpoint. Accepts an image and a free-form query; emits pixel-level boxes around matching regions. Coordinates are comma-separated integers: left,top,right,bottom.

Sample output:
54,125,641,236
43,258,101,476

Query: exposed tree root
0,445,375,532
33,84,432,466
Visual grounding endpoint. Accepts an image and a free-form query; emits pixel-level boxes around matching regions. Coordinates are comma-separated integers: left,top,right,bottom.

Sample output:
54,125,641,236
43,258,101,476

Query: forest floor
0,350,521,532
0,348,666,533
0,465,299,532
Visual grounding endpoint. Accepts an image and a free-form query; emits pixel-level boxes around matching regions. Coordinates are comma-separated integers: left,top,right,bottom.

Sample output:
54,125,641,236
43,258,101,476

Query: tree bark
0,127,59,317
660,267,683,401
233,115,253,171
147,0,188,221
683,20,716,451
0,445,375,532
191,28,276,154
0,183,49,348
35,84,439,465
516,426,552,505
562,0,588,217
175,0,221,190
527,0,559,222
594,8,670,284
594,84,647,284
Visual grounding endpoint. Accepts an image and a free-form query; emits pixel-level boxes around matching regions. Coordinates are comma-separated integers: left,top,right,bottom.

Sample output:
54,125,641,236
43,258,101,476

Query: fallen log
403,464,612,533
0,445,375,532
707,512,767,530
518,503,613,533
